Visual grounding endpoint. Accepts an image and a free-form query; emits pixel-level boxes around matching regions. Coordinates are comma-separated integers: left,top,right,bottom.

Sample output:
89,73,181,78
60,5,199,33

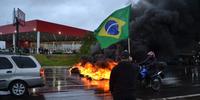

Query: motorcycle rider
140,51,157,70
139,51,157,85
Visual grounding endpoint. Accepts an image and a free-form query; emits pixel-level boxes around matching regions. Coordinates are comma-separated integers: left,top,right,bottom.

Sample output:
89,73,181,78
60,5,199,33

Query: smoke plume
131,0,200,61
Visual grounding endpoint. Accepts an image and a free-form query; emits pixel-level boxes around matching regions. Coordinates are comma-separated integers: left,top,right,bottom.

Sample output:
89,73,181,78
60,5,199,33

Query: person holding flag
94,3,138,100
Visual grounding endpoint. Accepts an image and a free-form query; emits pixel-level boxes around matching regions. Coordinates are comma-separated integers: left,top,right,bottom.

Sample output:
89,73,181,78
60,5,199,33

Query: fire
74,59,118,80
70,59,118,91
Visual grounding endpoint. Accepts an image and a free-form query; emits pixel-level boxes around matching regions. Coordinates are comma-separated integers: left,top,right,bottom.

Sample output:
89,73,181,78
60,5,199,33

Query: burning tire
70,67,80,74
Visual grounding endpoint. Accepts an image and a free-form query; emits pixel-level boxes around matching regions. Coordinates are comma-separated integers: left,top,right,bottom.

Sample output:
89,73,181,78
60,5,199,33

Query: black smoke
130,0,200,61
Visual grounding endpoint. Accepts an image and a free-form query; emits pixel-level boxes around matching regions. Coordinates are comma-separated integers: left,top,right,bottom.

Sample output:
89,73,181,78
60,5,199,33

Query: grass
34,54,80,67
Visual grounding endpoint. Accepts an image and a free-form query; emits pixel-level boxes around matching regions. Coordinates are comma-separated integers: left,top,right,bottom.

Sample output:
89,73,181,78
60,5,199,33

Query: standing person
109,50,137,100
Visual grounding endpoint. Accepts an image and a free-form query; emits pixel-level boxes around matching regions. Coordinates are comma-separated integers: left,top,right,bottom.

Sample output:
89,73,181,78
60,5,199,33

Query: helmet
120,50,130,59
147,51,155,57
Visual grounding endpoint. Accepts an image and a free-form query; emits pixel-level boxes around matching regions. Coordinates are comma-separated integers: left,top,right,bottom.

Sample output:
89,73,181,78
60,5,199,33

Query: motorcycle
138,64,165,91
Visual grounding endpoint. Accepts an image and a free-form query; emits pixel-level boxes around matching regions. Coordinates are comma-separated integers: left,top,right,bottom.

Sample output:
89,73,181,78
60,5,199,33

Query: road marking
151,93,200,100
62,85,85,87
0,91,9,95
44,90,95,98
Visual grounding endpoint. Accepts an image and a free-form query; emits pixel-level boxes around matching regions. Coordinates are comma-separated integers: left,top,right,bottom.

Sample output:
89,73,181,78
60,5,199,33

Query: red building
0,20,91,53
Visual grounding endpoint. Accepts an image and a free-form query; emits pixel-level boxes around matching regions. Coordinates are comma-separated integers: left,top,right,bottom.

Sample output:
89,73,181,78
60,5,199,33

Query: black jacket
109,61,137,94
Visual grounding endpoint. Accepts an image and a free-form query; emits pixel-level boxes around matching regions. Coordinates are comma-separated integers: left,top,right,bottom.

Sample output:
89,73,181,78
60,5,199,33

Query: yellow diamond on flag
98,17,125,39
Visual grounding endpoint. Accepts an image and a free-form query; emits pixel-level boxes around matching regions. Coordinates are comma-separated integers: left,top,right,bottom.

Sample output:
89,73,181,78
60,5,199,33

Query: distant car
0,54,45,96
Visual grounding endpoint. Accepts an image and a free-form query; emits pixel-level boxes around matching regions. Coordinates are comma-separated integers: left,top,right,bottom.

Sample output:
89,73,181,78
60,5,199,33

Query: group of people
109,50,156,100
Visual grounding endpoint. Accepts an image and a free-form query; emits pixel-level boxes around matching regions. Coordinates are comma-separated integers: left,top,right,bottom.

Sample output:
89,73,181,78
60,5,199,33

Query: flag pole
128,1,132,59
128,38,131,54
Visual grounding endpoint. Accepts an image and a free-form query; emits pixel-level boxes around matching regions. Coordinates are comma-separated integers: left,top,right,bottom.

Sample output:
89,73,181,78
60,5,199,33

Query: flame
71,59,118,91
74,59,118,80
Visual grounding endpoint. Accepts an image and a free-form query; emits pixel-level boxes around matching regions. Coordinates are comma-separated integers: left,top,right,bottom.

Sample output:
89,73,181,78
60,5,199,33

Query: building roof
0,20,90,38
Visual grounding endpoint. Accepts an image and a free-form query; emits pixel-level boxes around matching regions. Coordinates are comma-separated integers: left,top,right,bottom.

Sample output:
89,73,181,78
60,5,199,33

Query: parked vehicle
0,54,45,96
138,63,165,91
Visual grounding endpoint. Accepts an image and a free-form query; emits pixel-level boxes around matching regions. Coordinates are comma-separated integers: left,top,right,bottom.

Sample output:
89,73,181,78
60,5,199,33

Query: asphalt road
1,65,200,100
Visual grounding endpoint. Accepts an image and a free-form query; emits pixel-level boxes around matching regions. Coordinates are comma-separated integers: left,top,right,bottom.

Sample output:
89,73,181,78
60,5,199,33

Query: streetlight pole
15,14,20,54
13,33,16,53
0,32,2,40
36,31,40,54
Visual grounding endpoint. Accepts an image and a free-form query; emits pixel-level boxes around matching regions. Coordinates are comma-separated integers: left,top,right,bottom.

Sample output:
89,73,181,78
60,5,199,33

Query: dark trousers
112,92,136,100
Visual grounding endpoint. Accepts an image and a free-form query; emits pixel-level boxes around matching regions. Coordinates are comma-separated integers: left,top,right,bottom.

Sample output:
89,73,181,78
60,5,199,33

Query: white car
0,54,45,96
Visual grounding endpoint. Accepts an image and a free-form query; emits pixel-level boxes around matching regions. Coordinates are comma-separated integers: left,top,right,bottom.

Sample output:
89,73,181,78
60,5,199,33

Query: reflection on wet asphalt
0,95,45,100
40,68,112,100
1,65,200,100
39,68,84,92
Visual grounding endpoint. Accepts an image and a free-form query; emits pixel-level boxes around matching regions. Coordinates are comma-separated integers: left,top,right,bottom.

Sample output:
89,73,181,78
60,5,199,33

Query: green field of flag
95,5,131,49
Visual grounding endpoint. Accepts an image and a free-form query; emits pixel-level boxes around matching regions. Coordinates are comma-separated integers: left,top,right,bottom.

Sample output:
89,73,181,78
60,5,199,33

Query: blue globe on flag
104,20,119,35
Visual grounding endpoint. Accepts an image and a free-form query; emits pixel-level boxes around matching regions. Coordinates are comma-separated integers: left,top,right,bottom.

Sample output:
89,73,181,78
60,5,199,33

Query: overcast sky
0,0,139,31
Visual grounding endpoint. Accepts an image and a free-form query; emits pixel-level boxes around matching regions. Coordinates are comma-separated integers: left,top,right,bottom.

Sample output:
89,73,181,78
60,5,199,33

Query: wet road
1,65,200,100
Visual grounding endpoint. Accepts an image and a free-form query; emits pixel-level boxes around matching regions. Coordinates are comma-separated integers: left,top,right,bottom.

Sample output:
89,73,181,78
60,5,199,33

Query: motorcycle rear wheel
151,77,161,92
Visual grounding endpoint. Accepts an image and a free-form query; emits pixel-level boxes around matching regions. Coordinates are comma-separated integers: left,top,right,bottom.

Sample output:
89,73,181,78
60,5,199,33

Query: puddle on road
32,68,110,94
81,78,110,92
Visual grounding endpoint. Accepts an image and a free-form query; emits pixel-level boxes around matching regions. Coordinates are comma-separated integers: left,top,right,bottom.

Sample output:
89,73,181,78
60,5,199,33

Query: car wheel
9,81,28,96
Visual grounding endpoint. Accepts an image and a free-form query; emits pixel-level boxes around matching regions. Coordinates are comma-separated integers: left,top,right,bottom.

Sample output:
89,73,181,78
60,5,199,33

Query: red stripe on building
0,19,90,38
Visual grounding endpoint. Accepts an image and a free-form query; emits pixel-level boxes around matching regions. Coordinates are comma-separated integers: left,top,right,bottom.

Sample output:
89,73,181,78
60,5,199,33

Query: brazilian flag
95,5,131,49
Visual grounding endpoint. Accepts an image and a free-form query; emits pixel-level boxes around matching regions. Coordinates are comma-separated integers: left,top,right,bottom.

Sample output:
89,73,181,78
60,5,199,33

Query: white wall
0,41,6,49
